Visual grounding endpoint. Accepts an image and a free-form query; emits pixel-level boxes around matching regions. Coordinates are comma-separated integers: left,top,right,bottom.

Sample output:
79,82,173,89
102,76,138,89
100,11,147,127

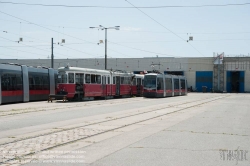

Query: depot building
1,55,250,93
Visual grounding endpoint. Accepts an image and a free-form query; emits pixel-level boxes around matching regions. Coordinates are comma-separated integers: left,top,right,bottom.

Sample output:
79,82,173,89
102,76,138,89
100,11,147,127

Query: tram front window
58,73,67,83
144,75,156,89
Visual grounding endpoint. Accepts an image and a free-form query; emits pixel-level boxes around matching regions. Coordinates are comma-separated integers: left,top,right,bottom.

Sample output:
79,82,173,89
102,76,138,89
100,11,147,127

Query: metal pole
218,62,220,91
51,38,54,68
105,28,107,70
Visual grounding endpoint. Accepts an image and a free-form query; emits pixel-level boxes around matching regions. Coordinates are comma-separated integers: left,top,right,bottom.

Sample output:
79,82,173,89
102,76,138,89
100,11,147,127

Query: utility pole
51,38,54,68
89,25,120,70
105,28,107,70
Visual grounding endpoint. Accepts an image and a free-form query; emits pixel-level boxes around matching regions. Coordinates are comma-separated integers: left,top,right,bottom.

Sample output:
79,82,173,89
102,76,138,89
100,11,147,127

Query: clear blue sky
0,0,249,59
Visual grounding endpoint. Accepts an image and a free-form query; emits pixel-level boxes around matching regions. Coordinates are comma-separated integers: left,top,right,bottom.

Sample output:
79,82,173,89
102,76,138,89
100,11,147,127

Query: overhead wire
59,45,102,58
2,6,245,59
2,46,49,57
1,19,250,35
0,36,51,52
0,36,75,58
1,1,250,8
0,11,248,59
0,45,51,47
0,34,76,57
0,10,138,58
108,40,175,56
112,39,250,44
125,0,205,56
0,28,98,58
0,10,96,45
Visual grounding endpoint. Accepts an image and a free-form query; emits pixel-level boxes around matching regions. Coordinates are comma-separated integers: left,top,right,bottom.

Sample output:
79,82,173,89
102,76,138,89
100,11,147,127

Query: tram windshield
57,73,67,83
144,75,156,88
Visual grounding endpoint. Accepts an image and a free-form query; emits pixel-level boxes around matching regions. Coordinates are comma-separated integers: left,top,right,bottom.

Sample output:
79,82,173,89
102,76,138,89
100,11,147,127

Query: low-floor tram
143,72,187,98
0,63,56,104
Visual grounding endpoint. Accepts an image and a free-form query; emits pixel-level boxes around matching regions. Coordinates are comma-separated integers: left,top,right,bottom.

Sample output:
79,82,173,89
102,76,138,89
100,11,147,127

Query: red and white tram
0,63,56,104
57,66,133,100
143,72,187,98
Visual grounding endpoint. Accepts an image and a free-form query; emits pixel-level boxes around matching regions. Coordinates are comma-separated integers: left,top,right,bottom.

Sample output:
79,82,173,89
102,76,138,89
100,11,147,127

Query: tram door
137,78,141,95
116,76,120,96
102,76,106,97
107,76,111,96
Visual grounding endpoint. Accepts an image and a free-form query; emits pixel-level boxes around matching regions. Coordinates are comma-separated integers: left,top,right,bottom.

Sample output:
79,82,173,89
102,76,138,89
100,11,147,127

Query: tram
0,63,56,104
143,72,187,98
131,74,144,96
57,66,133,100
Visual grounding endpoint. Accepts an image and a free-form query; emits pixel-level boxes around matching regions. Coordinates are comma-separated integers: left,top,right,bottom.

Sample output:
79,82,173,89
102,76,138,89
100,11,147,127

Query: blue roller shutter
196,71,213,92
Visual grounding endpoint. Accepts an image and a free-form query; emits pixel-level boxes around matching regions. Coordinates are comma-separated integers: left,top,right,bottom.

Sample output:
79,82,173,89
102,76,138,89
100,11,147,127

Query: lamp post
90,25,120,70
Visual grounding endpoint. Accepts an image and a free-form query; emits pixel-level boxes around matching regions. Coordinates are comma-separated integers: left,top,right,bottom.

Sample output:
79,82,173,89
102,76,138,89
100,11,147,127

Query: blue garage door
226,71,244,93
226,71,232,93
239,71,244,93
196,71,213,92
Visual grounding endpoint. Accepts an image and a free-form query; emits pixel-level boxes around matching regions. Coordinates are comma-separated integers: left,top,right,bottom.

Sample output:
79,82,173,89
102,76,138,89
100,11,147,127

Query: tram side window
137,78,141,85
58,73,67,83
123,77,127,84
1,73,23,91
127,77,131,84
121,77,124,84
174,79,179,89
68,73,74,83
125,77,129,84
124,77,129,85
181,79,185,90
157,78,164,90
102,76,106,84
91,75,96,83
97,75,101,84
16,76,22,90
113,77,116,84
75,73,84,84
28,73,49,90
107,76,110,84
29,76,34,90
1,75,9,91
85,74,90,84
165,78,172,90
90,75,101,84
54,73,58,89
42,75,49,90
34,76,41,90
132,78,136,85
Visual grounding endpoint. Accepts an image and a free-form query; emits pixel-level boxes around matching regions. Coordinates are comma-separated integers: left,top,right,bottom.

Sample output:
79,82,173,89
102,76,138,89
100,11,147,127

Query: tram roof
58,67,111,74
145,73,185,78
134,74,145,78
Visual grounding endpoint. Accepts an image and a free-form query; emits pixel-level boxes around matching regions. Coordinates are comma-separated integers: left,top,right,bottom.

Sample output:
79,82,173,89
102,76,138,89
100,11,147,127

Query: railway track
0,95,229,165
0,97,149,117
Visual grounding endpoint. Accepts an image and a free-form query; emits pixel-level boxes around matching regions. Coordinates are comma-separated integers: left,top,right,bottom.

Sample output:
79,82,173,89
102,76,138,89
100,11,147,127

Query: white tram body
143,73,187,98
